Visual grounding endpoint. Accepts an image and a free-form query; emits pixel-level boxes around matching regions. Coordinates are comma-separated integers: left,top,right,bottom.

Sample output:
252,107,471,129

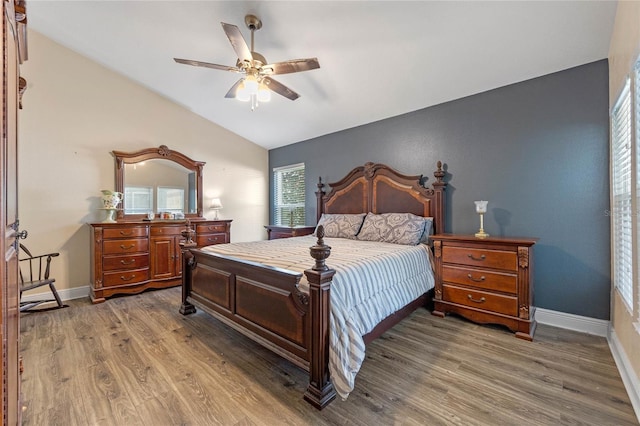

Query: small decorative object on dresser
431,234,538,340
264,225,315,240
100,190,122,223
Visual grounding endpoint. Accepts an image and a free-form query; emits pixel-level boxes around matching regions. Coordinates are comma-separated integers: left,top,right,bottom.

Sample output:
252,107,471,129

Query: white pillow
314,213,367,239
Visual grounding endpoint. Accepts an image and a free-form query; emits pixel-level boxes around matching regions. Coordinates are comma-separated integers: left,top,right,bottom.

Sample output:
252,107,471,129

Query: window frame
273,163,306,227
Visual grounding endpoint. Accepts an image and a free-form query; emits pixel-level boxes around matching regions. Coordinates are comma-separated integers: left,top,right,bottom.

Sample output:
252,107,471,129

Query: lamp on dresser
210,198,223,220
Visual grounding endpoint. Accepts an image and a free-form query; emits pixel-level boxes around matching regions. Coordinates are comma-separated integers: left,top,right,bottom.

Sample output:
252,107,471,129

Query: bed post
179,248,197,315
432,161,447,233
315,177,325,223
303,226,336,409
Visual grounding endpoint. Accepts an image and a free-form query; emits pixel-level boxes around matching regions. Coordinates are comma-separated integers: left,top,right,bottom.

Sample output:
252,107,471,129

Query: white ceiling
28,1,617,150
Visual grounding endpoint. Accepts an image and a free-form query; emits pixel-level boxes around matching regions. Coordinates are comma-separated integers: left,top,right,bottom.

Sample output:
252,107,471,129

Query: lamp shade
474,200,488,213
210,198,223,210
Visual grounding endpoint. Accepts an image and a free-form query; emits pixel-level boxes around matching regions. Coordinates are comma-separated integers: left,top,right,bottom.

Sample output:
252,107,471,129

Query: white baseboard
535,307,609,337
608,329,640,423
21,285,89,304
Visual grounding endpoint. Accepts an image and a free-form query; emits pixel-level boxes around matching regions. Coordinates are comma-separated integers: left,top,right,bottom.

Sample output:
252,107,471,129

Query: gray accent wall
269,60,610,320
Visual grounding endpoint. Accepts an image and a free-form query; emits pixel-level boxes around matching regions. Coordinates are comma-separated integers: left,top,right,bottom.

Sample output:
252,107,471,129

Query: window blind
273,163,305,226
612,79,632,310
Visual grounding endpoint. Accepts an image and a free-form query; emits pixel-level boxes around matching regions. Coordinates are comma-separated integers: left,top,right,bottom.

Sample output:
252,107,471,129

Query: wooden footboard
180,227,337,409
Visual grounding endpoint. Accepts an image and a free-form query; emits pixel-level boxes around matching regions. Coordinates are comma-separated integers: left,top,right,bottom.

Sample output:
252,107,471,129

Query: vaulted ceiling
28,1,617,149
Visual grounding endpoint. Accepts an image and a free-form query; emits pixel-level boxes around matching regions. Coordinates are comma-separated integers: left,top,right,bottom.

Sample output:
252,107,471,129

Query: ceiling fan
174,14,320,110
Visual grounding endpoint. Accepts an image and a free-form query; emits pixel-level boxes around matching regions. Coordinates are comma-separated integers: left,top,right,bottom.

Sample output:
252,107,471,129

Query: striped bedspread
200,235,435,399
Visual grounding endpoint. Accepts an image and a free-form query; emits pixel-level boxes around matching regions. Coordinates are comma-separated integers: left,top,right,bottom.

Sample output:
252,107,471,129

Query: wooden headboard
316,162,447,234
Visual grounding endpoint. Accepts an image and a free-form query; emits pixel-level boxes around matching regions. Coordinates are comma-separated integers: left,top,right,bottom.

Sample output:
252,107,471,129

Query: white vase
101,190,123,209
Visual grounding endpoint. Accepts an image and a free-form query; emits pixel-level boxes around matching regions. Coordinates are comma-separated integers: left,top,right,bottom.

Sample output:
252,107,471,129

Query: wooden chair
19,244,64,312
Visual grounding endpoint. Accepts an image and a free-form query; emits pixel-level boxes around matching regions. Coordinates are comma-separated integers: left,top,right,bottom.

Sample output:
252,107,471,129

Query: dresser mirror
113,145,205,220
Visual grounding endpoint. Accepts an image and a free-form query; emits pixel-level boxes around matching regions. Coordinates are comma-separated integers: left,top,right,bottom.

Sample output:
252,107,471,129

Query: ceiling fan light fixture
257,83,271,102
244,75,259,95
236,82,250,102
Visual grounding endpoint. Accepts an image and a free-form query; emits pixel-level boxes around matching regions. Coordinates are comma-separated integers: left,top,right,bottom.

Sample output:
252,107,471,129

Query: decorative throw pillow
314,213,367,239
420,217,434,244
357,212,427,245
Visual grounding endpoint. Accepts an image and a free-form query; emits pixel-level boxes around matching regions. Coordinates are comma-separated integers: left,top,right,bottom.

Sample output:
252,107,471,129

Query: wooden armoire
1,1,27,424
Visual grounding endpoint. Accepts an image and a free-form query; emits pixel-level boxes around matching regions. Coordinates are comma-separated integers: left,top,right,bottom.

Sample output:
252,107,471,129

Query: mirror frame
112,145,205,220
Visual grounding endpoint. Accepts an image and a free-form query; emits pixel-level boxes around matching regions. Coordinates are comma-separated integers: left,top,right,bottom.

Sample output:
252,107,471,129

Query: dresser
90,219,231,303
264,225,315,240
431,234,537,340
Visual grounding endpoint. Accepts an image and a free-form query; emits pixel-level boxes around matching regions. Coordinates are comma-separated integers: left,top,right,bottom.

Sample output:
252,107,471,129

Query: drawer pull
120,244,135,250
120,274,137,281
467,274,486,282
467,294,486,303
119,230,133,236
467,254,486,261
120,259,136,265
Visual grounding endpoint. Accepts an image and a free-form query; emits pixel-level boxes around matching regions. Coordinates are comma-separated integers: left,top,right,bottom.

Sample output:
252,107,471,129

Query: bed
180,161,447,409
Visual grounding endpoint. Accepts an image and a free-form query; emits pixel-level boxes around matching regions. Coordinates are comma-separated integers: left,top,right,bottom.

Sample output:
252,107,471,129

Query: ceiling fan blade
262,76,300,101
224,79,244,99
263,58,320,75
221,22,253,64
174,58,241,73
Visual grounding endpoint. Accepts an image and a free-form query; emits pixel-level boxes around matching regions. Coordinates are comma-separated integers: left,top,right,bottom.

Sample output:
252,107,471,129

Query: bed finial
434,161,445,184
309,225,331,271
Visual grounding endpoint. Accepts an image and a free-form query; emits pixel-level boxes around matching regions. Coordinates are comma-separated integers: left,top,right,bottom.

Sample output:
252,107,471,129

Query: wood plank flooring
20,287,638,425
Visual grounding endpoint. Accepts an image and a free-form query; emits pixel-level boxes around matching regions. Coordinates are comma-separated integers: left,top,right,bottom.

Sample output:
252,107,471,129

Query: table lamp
474,200,489,238
210,198,223,220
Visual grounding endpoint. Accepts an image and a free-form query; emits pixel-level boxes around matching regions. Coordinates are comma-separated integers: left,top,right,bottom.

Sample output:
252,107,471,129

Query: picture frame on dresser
430,234,538,340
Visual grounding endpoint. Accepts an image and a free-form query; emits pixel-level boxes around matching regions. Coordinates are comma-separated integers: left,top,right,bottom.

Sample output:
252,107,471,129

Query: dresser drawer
103,238,148,255
196,223,227,234
102,268,149,287
151,226,184,236
442,246,517,271
103,254,149,271
443,284,517,316
196,233,228,246
442,265,517,294
103,226,148,239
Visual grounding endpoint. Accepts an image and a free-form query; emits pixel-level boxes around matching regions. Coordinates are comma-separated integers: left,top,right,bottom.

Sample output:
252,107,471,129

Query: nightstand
265,225,315,240
431,234,538,340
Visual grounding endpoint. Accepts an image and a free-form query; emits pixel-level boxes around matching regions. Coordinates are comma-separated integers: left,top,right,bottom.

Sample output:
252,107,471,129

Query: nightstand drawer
442,265,517,294
443,284,517,316
443,246,517,271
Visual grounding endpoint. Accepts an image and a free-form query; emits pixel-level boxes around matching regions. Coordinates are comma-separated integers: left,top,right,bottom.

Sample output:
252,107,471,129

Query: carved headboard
316,162,447,234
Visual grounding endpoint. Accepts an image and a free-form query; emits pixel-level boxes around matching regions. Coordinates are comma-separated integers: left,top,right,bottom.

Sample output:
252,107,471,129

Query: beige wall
609,0,640,396
18,30,268,296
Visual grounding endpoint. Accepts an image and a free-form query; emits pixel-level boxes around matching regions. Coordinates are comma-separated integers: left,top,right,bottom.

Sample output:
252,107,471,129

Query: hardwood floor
20,287,638,425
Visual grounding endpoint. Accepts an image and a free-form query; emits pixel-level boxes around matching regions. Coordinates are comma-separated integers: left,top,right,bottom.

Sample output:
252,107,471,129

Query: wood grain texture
20,287,638,425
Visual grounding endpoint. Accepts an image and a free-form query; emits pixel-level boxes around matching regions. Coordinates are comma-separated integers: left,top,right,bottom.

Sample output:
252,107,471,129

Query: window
157,187,185,213
273,163,305,226
612,79,632,311
124,186,153,214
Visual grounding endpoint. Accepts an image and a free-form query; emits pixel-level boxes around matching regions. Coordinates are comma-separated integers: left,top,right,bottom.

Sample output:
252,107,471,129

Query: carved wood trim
518,247,529,269
317,162,447,234
112,145,206,220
